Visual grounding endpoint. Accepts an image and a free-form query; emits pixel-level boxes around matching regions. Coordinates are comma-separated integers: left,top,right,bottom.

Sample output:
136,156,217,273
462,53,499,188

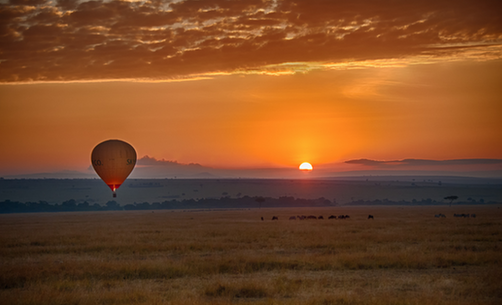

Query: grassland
1,206,501,304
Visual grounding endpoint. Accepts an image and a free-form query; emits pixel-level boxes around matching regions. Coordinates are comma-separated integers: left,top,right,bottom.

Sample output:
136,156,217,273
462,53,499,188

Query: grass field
1,206,501,304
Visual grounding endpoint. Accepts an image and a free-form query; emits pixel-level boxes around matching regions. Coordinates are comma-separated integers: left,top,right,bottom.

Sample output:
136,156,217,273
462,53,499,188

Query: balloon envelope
91,139,136,197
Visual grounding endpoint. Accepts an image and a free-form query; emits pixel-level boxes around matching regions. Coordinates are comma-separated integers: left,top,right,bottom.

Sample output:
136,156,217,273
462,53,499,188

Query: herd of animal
262,214,372,221
262,213,477,221
435,213,476,218
453,213,476,218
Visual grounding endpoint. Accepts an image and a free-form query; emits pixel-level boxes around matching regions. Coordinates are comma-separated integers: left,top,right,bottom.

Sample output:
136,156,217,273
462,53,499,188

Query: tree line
0,196,493,214
0,196,333,214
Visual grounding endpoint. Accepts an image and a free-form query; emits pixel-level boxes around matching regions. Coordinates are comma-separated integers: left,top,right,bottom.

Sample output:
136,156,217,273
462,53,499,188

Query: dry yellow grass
1,205,501,304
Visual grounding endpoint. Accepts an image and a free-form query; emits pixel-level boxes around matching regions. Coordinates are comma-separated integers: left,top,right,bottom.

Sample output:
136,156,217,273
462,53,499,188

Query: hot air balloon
91,139,136,197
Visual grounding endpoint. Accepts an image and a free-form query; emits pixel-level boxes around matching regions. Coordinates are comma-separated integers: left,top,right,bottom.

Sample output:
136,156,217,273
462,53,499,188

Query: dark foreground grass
0,205,501,304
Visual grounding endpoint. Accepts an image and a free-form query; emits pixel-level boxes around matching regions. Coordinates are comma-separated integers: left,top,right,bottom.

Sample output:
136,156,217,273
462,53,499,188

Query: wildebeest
368,215,374,219
272,216,278,220
261,217,264,221
289,216,296,220
318,216,324,219
307,215,317,219
328,215,336,219
434,214,446,218
454,213,470,218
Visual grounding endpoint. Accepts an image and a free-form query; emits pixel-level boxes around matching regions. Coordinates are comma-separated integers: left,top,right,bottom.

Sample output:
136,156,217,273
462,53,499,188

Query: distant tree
105,201,121,210
255,196,265,208
61,199,77,211
123,204,136,210
444,195,459,207
135,202,151,210
77,201,90,211
91,203,102,210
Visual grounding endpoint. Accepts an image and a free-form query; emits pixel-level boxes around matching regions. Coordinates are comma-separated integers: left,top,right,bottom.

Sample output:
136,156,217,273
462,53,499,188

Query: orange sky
0,0,501,176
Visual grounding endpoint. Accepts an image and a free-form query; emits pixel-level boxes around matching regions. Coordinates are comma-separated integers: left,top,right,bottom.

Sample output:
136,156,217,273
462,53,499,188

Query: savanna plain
1,206,501,304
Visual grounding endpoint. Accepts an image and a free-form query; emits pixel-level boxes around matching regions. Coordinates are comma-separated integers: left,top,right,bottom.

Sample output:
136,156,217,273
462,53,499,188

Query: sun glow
299,162,313,171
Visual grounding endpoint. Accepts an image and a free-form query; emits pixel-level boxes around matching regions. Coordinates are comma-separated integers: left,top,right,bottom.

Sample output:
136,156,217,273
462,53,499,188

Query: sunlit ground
1,205,501,304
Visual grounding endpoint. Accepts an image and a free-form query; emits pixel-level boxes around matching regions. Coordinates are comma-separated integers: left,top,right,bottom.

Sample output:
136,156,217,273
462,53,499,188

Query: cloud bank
345,159,502,167
344,159,502,175
1,0,501,82
137,155,203,168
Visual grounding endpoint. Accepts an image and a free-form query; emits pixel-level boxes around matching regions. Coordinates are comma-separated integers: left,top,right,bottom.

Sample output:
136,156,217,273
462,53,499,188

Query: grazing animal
328,215,336,219
261,217,264,221
272,216,278,220
307,215,317,219
368,215,374,219
318,215,324,219
289,216,296,220
471,214,476,218
338,215,345,219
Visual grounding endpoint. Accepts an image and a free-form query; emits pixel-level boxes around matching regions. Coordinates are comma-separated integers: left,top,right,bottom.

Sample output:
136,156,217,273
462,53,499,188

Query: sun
299,162,313,171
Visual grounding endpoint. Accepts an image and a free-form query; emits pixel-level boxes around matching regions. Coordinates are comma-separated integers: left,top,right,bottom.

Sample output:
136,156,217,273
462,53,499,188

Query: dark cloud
8,0,46,5
0,0,501,82
137,155,203,168
56,0,79,11
132,156,210,178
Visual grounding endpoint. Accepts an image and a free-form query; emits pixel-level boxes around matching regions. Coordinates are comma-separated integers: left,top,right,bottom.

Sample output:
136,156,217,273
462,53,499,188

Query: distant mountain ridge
345,158,502,166
3,158,501,179
4,170,96,179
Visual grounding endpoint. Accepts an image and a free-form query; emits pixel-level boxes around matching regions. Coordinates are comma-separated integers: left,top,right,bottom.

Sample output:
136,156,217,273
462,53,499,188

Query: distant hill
4,170,95,179
3,158,501,180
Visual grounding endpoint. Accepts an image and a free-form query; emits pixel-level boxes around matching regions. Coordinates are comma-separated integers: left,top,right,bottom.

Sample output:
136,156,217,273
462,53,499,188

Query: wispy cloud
1,0,501,82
